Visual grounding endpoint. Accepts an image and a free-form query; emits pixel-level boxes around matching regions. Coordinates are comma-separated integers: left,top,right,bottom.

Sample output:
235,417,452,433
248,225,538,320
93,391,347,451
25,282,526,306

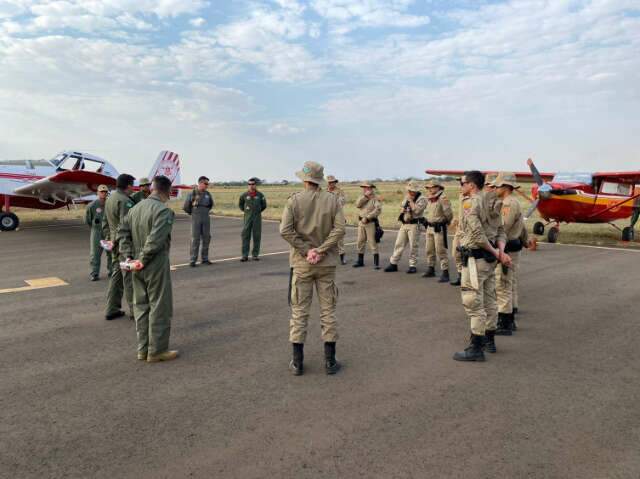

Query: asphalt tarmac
1,216,639,479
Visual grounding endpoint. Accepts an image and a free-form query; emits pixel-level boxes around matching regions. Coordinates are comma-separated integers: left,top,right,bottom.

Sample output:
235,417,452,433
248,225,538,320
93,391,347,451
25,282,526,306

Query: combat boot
384,263,398,272
422,266,435,278
146,350,179,363
513,307,519,315
495,313,513,336
340,254,347,265
137,352,147,361
453,334,486,362
189,261,197,267
373,254,380,270
352,254,365,268
451,272,461,286
484,330,497,353
407,266,417,274
290,343,304,376
324,342,341,375
105,310,125,321
438,269,450,283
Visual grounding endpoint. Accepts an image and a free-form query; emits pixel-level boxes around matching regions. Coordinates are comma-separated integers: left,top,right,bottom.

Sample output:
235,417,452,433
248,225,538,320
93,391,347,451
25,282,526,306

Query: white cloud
268,122,304,135
189,16,205,27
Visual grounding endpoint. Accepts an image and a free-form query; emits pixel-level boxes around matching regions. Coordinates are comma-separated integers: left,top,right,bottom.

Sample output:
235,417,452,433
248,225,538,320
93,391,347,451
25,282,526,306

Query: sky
0,0,639,182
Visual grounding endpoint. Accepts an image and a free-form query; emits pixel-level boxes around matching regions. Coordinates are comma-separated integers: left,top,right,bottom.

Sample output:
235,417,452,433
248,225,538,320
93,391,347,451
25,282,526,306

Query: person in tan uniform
422,178,454,282
493,173,526,335
353,181,382,270
453,171,511,362
450,189,470,286
280,162,346,376
327,175,348,265
384,181,427,274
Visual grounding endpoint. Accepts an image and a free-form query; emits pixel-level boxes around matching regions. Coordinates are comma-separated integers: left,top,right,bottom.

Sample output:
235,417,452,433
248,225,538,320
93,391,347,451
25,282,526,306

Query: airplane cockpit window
82,159,104,173
600,181,633,196
57,155,84,171
552,172,593,185
50,153,67,166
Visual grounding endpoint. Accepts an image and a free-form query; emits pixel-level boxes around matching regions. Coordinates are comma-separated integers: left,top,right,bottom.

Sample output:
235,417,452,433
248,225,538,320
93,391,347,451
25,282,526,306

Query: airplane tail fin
148,151,184,198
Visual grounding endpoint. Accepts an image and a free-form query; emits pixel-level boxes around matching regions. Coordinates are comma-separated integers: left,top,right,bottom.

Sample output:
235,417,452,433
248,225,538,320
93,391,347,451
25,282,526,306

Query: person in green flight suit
102,173,136,321
130,177,151,204
118,175,179,363
85,184,112,281
239,177,267,261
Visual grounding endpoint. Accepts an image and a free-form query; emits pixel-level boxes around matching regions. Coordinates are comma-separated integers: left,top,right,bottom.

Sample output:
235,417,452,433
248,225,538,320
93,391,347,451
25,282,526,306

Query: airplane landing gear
533,221,545,235
622,226,635,242
0,212,19,231
547,226,559,243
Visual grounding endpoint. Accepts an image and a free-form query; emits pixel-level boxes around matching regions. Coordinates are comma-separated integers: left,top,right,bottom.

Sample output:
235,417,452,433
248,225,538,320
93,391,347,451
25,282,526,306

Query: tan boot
146,350,179,363
137,352,147,361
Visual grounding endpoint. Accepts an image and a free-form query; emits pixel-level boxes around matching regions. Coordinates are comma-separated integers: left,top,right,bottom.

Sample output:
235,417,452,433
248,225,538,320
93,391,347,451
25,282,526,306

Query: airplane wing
12,170,116,205
592,171,640,184
425,169,555,181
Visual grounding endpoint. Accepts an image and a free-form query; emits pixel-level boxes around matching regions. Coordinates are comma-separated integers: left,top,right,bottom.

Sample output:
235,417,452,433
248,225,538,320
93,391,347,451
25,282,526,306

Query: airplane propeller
527,158,577,202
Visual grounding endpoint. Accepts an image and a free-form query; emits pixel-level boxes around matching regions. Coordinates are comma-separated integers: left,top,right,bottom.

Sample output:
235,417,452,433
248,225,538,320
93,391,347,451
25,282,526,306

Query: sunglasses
460,181,469,186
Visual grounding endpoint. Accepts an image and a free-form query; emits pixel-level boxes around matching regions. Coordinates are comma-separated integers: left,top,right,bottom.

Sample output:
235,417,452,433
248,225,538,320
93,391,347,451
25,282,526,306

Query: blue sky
0,0,639,182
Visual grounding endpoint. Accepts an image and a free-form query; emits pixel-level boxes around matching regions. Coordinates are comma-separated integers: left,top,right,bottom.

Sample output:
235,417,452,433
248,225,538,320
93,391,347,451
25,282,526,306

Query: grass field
9,182,639,249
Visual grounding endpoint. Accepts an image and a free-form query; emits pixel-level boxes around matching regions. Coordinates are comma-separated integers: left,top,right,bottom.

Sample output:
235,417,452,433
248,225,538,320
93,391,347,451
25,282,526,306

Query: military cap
424,178,444,189
327,175,339,183
406,180,422,192
485,173,498,186
359,180,376,188
97,184,109,193
248,177,260,184
493,172,520,189
138,177,151,186
295,161,326,185
198,176,210,183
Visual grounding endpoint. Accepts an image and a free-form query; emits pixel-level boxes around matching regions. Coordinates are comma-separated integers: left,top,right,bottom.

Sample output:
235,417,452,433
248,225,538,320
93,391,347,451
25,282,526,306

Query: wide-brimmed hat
326,175,339,183
359,180,376,188
295,161,326,185
493,172,520,189
97,184,109,193
485,173,498,187
424,178,444,189
138,177,151,186
406,181,422,192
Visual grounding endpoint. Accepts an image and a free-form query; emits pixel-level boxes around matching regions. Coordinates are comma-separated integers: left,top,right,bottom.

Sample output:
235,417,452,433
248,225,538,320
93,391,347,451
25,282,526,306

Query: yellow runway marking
0,277,68,294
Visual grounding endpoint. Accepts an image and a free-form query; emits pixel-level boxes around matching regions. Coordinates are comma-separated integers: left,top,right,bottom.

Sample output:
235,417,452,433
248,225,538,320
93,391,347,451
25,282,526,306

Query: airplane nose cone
538,183,552,200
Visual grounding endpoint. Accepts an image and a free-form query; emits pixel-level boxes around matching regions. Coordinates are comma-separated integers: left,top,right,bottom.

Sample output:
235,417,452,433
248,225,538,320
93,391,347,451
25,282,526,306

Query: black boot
453,334,486,362
407,266,417,274
422,266,435,278
384,263,398,272
513,307,519,315
451,272,461,286
373,254,380,270
352,253,365,268
289,343,304,376
340,254,347,265
438,269,450,283
484,329,497,353
495,313,513,336
324,342,341,375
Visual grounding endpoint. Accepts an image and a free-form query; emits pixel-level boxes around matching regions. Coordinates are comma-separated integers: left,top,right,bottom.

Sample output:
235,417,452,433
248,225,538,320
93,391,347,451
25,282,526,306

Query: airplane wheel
622,227,634,242
0,212,19,231
547,227,559,243
533,222,545,235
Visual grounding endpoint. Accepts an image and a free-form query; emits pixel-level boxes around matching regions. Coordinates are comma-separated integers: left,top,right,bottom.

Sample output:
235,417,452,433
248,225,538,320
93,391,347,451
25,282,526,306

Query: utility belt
359,217,384,243
457,246,497,267
397,214,420,225
505,239,523,253
424,220,447,233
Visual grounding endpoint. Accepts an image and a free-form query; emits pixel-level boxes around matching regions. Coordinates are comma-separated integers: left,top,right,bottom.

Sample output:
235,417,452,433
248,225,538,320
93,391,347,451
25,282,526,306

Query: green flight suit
183,189,214,262
239,191,267,258
118,195,175,356
85,199,112,278
130,190,148,204
102,189,135,317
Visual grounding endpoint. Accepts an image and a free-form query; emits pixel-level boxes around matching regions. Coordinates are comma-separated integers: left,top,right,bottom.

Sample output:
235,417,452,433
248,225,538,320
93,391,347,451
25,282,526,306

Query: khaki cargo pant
461,257,498,335
390,224,420,267
425,226,449,271
452,234,462,273
105,247,134,317
495,251,520,314
289,265,338,344
357,221,378,254
132,255,173,356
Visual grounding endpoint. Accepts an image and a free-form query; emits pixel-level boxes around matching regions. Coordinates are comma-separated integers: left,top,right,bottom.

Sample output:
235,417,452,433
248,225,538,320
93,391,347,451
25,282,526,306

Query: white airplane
0,150,183,231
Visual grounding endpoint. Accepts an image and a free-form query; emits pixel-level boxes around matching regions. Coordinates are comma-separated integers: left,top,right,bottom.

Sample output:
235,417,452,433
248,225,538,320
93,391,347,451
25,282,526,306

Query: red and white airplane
0,150,182,231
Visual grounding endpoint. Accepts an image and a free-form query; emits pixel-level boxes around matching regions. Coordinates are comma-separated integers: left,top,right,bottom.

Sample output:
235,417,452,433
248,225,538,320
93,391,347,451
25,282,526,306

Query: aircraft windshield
552,172,593,185
57,156,104,173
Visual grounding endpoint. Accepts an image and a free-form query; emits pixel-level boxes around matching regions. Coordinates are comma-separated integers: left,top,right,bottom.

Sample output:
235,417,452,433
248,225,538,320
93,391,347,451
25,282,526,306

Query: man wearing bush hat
280,161,346,376
353,180,383,269
423,178,454,282
131,178,152,204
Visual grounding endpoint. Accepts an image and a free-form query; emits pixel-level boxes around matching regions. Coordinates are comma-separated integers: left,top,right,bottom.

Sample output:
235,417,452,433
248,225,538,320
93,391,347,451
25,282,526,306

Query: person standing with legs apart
352,181,382,270
453,171,511,361
183,176,213,267
423,178,453,282
280,162,346,376
239,177,267,262
118,176,178,363
384,181,427,274
327,176,348,265
103,174,136,321
493,173,526,336
85,184,112,281
130,178,151,204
